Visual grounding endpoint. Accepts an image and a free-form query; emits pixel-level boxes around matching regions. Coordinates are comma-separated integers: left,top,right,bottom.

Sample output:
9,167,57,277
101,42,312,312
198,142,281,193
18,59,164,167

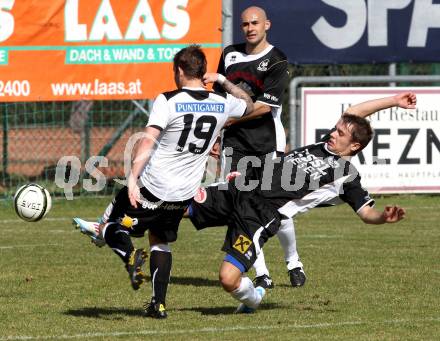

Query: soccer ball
14,184,52,222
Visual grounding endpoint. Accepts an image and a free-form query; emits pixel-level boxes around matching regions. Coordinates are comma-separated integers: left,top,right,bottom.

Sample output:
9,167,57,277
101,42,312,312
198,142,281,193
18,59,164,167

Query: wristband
217,74,226,85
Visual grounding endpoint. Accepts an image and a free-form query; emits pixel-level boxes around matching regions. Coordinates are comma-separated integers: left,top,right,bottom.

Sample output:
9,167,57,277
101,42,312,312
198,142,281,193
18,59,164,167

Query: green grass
0,195,439,340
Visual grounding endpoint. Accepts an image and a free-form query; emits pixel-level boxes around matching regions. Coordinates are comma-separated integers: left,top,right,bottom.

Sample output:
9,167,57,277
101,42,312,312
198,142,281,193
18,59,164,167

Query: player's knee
219,269,240,292
148,231,166,245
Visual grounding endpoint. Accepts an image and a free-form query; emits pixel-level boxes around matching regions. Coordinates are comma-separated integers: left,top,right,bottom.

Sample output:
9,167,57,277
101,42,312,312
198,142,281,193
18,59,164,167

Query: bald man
211,6,305,290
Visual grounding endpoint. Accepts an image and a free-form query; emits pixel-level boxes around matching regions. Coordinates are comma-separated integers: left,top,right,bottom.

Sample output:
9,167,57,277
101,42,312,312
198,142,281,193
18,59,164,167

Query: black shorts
106,186,191,242
190,183,282,271
223,149,283,187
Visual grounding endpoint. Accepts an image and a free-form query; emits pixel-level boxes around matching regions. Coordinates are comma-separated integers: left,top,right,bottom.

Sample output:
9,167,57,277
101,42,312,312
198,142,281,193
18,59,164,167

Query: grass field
0,194,439,340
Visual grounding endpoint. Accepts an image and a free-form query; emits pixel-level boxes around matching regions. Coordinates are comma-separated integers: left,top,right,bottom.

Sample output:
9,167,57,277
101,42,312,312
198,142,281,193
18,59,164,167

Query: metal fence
1,62,439,199
0,100,149,199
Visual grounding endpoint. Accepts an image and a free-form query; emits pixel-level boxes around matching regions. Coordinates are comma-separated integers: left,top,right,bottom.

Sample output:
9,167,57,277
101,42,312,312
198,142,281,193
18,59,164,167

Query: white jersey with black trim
141,87,246,201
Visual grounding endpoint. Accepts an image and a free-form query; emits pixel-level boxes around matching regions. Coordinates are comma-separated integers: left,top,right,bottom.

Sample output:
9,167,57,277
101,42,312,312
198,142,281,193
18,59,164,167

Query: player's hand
203,73,220,86
381,205,406,223
209,136,221,159
224,118,239,128
127,176,140,208
395,92,416,109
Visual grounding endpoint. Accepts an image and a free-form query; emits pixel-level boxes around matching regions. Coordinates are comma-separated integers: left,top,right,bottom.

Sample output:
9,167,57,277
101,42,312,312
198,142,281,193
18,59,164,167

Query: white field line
0,317,439,340
0,217,97,247
0,243,63,250
0,217,97,224
0,230,76,234
302,234,339,239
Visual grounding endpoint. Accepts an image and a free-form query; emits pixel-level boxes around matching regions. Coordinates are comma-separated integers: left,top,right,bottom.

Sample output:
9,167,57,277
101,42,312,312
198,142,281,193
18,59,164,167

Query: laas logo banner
0,0,221,102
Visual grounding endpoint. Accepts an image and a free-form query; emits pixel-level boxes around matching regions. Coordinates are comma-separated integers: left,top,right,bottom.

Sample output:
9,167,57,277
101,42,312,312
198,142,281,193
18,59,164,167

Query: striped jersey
261,133,374,217
215,43,289,154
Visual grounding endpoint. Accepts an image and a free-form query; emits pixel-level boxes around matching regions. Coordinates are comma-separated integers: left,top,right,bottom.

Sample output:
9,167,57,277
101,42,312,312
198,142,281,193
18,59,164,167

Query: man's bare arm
344,92,416,119
223,102,273,127
203,73,254,114
357,205,406,224
127,126,161,208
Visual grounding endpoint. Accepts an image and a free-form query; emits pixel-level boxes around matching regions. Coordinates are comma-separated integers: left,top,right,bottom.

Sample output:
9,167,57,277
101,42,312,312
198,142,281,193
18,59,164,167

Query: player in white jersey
73,45,254,319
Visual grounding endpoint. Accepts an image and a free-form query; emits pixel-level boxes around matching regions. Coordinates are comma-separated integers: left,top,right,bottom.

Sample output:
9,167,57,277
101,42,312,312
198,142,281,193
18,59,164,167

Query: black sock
150,250,172,305
103,224,134,263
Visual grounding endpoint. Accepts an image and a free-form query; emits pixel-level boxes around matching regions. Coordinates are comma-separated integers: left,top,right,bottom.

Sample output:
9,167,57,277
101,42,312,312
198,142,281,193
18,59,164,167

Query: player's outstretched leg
72,217,106,247
102,223,148,290
220,257,266,314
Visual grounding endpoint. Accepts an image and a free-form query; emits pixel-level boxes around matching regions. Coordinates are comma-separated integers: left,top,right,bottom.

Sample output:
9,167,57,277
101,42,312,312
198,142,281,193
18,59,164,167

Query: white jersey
141,86,246,201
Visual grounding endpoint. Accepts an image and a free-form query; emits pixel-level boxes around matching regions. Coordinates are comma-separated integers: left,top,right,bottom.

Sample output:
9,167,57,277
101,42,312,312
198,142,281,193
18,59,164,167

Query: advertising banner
302,87,440,193
233,0,440,64
0,0,222,102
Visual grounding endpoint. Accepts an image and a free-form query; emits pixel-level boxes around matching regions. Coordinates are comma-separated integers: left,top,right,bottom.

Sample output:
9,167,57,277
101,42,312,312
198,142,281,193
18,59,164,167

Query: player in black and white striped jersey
212,6,293,289
215,7,289,159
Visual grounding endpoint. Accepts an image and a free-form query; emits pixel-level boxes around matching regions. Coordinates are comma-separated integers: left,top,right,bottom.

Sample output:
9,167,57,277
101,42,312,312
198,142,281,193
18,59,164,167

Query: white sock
150,243,171,253
252,250,270,277
277,219,303,270
230,277,262,309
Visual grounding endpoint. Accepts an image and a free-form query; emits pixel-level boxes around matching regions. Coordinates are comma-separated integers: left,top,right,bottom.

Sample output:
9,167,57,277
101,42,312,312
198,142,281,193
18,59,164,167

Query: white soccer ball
14,184,52,222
